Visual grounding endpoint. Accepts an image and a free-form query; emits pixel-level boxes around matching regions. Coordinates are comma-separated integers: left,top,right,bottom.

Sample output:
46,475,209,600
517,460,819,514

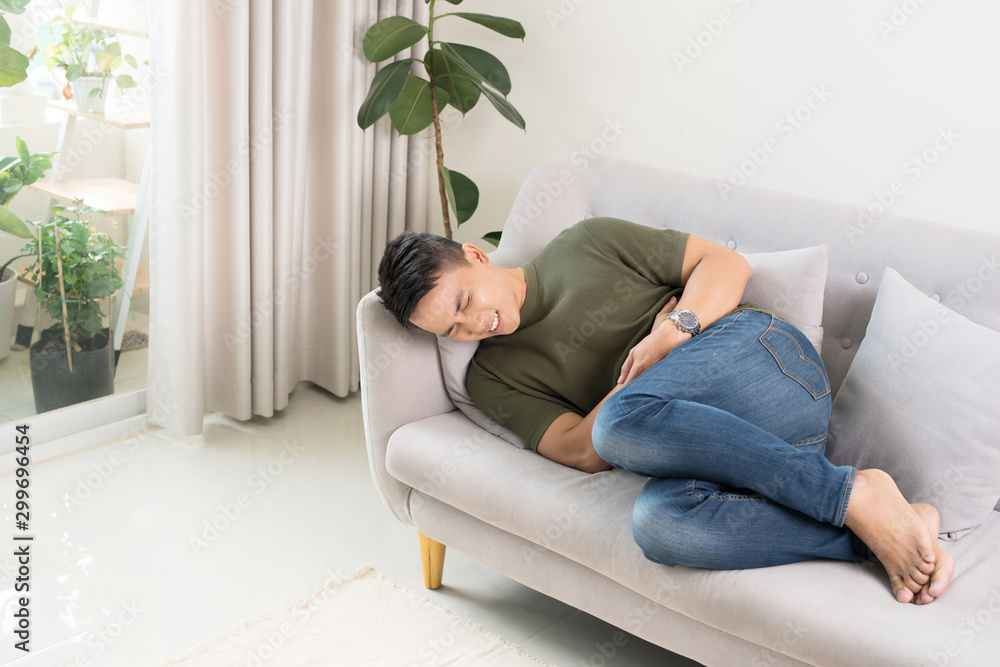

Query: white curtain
148,0,429,435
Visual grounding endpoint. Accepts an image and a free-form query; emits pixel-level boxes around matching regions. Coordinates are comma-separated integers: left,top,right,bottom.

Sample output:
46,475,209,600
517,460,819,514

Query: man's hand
617,296,690,385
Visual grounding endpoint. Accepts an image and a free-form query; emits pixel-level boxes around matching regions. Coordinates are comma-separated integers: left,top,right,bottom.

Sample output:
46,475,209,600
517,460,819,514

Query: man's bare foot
844,468,935,603
910,503,956,605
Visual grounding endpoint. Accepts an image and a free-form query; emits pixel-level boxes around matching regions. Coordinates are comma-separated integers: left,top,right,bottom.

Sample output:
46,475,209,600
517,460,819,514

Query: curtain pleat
271,0,314,412
149,0,429,435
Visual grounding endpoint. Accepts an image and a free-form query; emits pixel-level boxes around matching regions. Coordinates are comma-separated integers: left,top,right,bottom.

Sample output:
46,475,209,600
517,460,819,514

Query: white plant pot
0,266,17,362
70,77,110,114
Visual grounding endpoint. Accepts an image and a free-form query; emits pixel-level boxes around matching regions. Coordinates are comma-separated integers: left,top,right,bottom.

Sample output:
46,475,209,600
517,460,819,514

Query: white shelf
47,99,150,129
29,177,139,216
69,16,148,39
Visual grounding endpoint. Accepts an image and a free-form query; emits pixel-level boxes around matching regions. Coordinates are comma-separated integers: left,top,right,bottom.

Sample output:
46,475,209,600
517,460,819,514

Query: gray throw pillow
437,337,528,449
827,267,1000,540
437,244,830,449
740,244,828,355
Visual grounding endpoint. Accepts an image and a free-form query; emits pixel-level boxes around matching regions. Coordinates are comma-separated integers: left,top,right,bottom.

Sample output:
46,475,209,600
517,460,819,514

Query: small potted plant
21,201,123,412
44,4,138,113
0,137,54,361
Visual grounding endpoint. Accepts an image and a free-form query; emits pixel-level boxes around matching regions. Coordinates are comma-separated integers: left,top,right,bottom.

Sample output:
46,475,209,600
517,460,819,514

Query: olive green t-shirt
466,217,767,452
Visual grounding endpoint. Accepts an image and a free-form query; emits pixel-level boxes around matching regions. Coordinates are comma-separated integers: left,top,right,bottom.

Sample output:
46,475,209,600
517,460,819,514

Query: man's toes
929,577,950,598
912,583,935,605
891,574,915,603
921,545,936,565
903,574,927,597
928,553,955,598
916,557,935,576
909,566,931,586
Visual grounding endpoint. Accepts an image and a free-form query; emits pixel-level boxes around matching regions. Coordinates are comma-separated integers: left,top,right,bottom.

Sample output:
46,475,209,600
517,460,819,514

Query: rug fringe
157,564,551,667
156,564,375,665
364,569,553,667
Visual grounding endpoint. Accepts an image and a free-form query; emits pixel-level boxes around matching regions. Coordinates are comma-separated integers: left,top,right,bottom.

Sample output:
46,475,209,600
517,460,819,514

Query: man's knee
631,483,704,567
591,391,631,461
632,504,688,567
593,391,679,455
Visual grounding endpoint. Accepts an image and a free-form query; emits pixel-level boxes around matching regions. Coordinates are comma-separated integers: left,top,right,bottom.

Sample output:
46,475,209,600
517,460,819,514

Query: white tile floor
0,385,703,667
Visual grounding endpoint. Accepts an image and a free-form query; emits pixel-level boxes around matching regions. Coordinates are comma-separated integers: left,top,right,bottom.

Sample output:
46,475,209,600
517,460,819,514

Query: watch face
676,310,698,329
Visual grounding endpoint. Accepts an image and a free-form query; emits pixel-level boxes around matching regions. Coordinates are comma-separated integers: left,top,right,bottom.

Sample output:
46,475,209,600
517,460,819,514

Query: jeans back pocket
759,317,831,400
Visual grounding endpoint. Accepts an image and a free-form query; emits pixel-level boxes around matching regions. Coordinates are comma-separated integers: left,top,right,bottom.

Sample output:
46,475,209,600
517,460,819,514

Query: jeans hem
835,465,857,528
848,528,874,561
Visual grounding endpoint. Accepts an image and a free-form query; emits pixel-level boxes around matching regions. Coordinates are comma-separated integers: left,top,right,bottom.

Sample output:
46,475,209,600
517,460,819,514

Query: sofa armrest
356,290,456,525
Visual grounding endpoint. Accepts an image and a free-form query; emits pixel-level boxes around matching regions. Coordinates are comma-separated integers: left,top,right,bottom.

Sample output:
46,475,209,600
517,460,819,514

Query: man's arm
536,234,752,472
536,295,680,472
537,384,622,473
617,234,752,384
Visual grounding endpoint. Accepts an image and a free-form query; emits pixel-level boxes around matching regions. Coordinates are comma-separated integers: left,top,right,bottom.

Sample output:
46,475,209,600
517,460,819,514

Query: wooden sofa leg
419,531,446,589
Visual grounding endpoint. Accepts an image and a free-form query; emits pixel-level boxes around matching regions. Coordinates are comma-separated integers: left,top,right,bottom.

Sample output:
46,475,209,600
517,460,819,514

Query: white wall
427,0,1000,243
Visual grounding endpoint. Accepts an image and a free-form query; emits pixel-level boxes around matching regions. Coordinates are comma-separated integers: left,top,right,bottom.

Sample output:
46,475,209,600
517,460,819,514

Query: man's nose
463,310,488,335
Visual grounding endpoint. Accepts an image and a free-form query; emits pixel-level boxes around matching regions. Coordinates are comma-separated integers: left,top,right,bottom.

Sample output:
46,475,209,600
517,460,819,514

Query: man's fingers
657,295,679,316
618,356,632,384
653,296,680,330
622,355,650,385
624,361,645,386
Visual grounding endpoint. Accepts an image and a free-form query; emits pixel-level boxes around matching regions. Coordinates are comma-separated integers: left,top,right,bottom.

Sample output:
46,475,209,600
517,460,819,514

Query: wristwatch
665,309,701,336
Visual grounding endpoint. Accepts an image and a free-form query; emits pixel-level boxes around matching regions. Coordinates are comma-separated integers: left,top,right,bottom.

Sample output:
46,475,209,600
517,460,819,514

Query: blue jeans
592,309,872,569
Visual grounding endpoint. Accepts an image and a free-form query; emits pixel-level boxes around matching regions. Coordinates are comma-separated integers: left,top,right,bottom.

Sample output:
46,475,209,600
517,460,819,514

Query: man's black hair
376,231,470,329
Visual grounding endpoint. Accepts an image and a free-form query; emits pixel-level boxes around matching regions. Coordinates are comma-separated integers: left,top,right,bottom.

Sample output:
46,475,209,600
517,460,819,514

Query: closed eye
446,293,472,338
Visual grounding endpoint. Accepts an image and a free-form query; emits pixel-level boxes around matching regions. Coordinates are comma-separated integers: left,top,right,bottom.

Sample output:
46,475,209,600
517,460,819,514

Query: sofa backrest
488,155,1000,397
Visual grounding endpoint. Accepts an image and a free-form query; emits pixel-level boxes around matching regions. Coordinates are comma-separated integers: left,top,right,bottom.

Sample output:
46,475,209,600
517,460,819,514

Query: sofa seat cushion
387,410,1000,666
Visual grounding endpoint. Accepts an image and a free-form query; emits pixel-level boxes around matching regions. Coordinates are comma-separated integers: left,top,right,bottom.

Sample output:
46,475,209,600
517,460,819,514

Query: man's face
409,244,521,341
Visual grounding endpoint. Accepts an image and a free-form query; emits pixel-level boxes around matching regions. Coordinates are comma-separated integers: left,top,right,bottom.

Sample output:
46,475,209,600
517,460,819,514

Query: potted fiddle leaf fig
357,0,525,246
0,137,54,361
22,202,123,413
44,4,138,113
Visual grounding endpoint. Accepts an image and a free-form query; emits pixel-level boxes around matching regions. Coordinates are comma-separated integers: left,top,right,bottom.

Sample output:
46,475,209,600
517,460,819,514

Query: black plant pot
29,328,114,413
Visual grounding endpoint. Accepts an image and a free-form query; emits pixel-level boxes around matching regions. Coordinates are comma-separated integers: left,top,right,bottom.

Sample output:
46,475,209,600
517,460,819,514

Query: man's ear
462,243,489,264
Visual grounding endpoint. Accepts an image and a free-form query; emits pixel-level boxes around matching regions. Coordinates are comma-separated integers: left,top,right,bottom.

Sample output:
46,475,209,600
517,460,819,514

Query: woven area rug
120,330,149,351
158,565,552,666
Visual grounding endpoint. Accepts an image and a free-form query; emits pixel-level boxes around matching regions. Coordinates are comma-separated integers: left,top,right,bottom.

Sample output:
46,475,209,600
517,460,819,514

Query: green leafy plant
22,202,123,348
357,0,525,245
0,136,54,280
0,136,53,235
44,4,138,100
0,0,31,87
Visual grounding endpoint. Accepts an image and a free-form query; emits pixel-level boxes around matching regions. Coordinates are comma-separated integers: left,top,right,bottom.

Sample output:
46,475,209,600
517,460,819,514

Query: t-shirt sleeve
579,217,689,288
466,362,576,452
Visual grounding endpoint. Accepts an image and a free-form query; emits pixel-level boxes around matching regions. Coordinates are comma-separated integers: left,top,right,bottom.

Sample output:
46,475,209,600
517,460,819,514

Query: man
376,217,954,605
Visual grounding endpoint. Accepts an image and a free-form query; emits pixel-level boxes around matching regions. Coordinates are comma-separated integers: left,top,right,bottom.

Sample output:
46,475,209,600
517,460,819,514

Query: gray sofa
357,155,1000,666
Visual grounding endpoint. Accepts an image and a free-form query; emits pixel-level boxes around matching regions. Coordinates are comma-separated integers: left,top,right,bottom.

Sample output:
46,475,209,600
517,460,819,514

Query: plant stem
53,225,73,371
429,12,457,25
426,0,452,240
